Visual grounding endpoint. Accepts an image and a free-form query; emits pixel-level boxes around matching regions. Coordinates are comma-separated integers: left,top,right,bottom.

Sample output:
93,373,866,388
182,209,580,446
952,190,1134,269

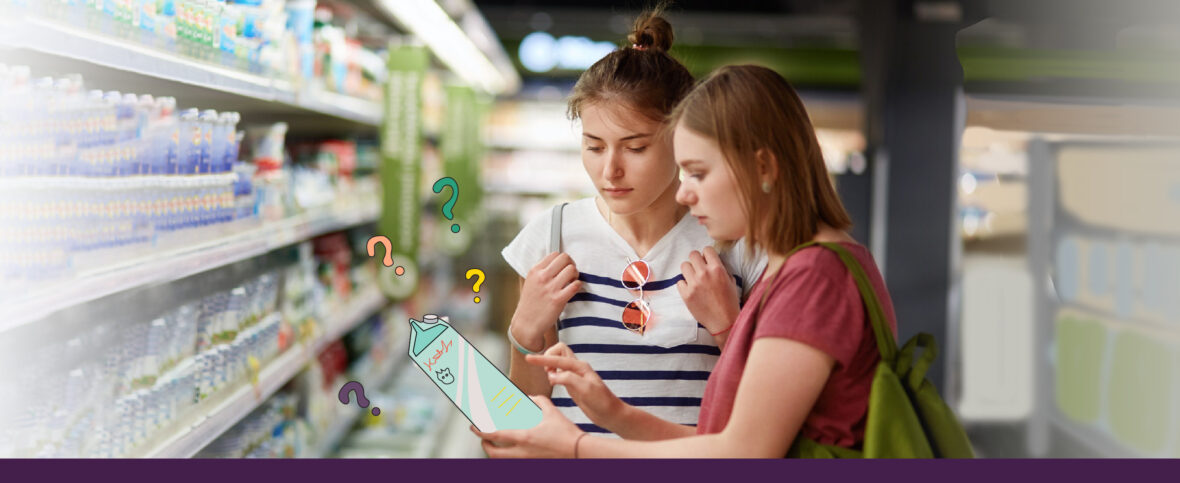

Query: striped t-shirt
502,198,766,435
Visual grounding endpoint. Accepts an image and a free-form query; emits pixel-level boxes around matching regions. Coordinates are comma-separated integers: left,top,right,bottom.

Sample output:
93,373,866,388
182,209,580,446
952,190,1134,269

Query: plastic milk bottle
407,315,542,432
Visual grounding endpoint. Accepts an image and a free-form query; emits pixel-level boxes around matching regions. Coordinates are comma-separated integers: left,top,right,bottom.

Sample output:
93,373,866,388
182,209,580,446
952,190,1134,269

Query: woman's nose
675,183,695,206
603,149,624,179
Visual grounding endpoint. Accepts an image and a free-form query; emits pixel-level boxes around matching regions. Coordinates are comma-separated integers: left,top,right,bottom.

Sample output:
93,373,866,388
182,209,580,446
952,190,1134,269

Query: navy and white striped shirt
502,198,766,435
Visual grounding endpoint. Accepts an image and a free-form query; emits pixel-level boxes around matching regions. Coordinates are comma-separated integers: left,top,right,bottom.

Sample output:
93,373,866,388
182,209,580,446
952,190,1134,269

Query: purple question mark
338,381,381,416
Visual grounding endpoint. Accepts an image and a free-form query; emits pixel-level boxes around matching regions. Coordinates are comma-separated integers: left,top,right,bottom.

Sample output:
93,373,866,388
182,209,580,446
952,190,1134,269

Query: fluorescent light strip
460,9,521,93
379,0,510,94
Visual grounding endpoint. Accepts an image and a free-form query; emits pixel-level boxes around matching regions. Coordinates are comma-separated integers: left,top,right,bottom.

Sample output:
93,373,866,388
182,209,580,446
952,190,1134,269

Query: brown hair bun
628,10,674,52
566,3,693,122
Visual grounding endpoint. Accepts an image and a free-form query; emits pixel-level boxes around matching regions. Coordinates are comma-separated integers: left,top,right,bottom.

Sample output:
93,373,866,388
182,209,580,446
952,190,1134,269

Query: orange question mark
367,236,405,276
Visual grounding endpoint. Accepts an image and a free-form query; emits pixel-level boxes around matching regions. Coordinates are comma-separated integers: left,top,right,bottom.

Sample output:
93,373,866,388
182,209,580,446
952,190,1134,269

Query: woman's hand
677,246,741,340
472,396,584,458
525,343,624,429
511,252,582,352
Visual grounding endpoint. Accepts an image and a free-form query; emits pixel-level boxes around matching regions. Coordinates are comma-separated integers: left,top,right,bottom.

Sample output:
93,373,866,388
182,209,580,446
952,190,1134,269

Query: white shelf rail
0,202,380,334
0,16,382,126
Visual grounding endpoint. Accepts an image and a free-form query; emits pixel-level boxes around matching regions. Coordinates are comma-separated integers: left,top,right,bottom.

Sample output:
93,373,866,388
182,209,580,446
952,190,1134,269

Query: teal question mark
432,177,460,233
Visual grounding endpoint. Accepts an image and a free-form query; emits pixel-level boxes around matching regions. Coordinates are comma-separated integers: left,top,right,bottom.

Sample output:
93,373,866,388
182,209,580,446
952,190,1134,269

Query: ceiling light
377,0,519,95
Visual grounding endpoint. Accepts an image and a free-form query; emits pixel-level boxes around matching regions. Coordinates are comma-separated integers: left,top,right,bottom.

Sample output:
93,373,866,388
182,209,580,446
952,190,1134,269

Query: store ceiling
477,0,858,49
473,0,1180,100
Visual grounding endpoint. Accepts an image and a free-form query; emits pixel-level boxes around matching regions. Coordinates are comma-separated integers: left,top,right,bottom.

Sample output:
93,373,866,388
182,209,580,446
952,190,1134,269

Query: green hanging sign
377,44,428,300
437,84,486,255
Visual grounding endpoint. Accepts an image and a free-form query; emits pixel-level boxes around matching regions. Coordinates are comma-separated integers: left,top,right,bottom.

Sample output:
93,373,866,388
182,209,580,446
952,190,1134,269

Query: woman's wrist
595,397,631,432
573,432,589,458
508,321,547,354
709,306,740,337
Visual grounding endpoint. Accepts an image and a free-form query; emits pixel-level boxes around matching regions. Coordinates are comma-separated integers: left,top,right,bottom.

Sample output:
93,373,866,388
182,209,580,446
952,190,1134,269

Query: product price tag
248,355,262,401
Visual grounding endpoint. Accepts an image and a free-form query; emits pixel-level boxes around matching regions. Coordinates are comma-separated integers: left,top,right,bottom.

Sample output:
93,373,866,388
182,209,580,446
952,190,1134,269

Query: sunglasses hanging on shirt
620,259,652,335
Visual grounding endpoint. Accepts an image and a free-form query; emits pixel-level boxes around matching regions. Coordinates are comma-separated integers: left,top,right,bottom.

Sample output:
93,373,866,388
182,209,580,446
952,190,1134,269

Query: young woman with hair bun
500,7,766,439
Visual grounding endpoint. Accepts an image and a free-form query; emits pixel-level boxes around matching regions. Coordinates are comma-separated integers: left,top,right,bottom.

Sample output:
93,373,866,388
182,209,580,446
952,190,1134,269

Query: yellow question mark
466,269,486,303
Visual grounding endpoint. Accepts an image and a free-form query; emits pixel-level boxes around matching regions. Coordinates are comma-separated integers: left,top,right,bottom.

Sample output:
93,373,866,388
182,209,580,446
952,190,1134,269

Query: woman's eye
585,146,604,153
626,146,648,153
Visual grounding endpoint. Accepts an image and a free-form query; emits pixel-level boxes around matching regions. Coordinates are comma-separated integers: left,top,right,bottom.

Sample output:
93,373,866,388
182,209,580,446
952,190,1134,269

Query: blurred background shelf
0,202,380,334
1049,413,1138,459
135,286,390,458
306,331,409,458
0,16,382,134
314,288,390,354
135,313,303,458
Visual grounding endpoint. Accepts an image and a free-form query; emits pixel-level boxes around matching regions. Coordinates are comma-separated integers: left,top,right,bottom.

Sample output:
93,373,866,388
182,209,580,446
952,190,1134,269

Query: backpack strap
897,332,937,388
549,203,567,253
510,202,569,356
756,241,898,363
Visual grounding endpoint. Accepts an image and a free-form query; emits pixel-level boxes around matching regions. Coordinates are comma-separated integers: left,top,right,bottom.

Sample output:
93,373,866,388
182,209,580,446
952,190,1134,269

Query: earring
761,181,772,193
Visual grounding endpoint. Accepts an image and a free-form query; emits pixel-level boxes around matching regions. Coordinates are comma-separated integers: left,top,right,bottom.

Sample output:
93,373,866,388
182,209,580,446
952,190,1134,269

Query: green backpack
768,242,975,458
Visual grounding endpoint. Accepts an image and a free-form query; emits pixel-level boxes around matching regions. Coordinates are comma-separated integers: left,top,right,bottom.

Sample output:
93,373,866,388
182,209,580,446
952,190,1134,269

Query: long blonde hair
668,65,852,254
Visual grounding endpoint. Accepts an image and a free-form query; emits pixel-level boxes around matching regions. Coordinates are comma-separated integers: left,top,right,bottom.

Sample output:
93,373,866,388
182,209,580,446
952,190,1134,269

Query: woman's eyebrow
677,159,705,168
583,133,652,141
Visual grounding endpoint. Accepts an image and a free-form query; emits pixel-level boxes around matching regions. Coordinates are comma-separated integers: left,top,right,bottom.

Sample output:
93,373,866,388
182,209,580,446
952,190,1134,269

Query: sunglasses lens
622,299,650,334
621,260,650,290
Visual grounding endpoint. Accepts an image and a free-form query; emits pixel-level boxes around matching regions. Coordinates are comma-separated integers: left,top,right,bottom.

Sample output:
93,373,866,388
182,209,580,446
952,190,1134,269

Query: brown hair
567,4,694,122
668,65,852,255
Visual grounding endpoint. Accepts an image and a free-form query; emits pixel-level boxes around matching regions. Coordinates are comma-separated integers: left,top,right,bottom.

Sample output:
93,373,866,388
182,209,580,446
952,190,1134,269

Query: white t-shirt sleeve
501,205,556,278
726,239,768,298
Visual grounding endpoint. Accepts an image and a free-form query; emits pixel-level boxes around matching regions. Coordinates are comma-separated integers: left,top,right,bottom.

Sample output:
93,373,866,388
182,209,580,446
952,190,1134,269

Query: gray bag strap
549,202,567,253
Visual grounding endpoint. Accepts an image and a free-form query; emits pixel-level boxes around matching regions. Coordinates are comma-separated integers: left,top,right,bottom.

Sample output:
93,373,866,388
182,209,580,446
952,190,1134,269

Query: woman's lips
603,188,633,197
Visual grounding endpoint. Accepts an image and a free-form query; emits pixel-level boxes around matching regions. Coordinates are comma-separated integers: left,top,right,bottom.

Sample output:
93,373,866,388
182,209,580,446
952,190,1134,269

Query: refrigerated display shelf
1055,301,1180,340
0,16,382,126
306,332,411,458
307,401,365,459
436,399,484,458
0,202,380,334
1049,412,1138,458
413,406,456,458
313,289,394,355
134,288,389,458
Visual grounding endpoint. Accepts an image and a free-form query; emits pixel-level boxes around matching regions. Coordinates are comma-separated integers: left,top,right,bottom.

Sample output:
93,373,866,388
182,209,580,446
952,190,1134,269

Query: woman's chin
706,226,742,242
600,197,637,215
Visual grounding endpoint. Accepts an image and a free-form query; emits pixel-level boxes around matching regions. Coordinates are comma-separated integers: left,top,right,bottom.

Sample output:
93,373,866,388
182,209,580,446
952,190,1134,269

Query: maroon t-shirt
696,242,897,449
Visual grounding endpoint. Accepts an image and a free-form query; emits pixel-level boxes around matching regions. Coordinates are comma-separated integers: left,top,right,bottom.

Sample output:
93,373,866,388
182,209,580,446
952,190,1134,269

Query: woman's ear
755,148,779,187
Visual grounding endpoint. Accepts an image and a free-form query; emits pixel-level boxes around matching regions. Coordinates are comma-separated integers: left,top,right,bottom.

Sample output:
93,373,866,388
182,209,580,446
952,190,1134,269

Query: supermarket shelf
0,202,380,334
413,408,456,459
1055,301,1180,339
314,288,391,354
135,315,302,458
0,16,382,127
1049,413,1138,458
306,332,410,458
296,87,384,127
135,289,390,458
436,392,485,458
307,401,368,459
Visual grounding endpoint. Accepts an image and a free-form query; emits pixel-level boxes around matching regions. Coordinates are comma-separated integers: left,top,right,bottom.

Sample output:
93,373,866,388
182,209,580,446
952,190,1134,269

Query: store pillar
854,0,968,394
